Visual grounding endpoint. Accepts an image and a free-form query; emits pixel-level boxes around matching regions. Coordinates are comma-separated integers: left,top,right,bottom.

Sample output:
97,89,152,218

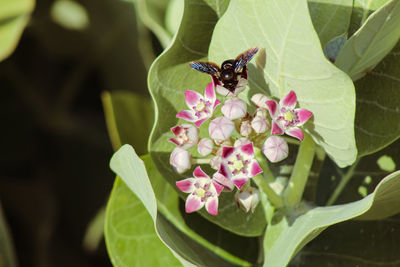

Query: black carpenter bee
189,47,259,93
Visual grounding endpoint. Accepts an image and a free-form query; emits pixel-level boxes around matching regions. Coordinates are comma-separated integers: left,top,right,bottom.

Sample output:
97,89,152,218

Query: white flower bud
251,116,270,134
235,187,260,213
262,136,289,163
255,108,267,118
221,97,247,120
251,93,270,109
197,138,213,156
209,116,235,141
170,147,191,173
240,120,252,137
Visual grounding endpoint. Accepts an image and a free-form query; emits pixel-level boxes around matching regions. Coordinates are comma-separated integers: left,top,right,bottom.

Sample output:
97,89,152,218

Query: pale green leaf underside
336,0,400,81
308,0,353,47
148,0,266,236
0,0,34,62
263,170,400,267
209,0,357,167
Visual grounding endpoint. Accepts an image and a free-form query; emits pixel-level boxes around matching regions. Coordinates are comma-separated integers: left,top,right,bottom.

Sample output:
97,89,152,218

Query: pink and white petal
168,138,181,146
249,160,263,177
266,100,278,118
213,99,221,110
171,125,184,136
240,142,254,156
279,90,297,109
176,178,196,193
204,82,216,102
218,163,231,179
212,180,224,195
286,127,304,141
221,146,235,159
194,117,208,127
185,194,205,213
271,121,284,135
212,172,234,192
184,90,203,107
295,108,313,125
193,166,209,179
205,196,218,215
232,178,248,189
176,110,195,121
216,85,234,96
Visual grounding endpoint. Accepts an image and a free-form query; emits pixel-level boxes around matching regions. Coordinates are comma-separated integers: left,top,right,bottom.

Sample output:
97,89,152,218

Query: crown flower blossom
168,124,199,149
221,97,247,120
263,136,289,163
197,138,214,156
219,142,262,189
170,147,191,174
176,166,223,215
209,116,235,141
176,82,221,127
266,91,313,141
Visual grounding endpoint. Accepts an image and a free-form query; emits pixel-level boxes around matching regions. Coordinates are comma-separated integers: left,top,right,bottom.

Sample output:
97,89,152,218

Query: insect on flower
189,47,259,94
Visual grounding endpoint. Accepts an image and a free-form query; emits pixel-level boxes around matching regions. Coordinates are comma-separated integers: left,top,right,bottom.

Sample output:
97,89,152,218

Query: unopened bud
170,147,191,173
262,136,289,163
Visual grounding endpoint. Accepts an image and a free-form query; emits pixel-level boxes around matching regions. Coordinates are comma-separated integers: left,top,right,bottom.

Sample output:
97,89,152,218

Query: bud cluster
169,76,312,215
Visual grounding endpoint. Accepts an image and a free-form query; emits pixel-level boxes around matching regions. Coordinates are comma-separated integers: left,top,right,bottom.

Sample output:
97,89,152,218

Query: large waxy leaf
308,0,353,47
335,0,400,81
354,42,400,156
262,170,400,267
148,0,266,236
348,0,390,35
209,0,356,168
0,0,35,61
109,145,250,266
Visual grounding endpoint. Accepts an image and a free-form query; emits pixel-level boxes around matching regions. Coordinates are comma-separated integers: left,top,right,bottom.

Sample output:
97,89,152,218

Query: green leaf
0,0,35,61
204,0,230,17
148,0,267,236
101,91,154,153
209,0,357,167
308,0,353,47
354,42,400,156
377,155,396,172
165,0,183,35
262,170,400,267
0,203,17,267
349,0,390,35
335,0,400,81
108,145,253,266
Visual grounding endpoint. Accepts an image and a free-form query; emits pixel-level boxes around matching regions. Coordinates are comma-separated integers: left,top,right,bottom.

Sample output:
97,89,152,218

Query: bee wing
189,61,220,75
234,47,259,72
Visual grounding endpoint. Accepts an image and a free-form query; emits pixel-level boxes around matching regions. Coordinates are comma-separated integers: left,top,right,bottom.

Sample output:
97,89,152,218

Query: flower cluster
169,76,312,215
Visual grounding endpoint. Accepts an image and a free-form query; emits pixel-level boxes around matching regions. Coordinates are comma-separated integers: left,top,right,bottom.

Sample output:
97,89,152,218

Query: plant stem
253,174,283,208
326,159,360,206
283,133,316,208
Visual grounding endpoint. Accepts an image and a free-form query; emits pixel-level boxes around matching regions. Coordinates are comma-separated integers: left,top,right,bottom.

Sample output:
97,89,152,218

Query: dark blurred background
0,0,158,266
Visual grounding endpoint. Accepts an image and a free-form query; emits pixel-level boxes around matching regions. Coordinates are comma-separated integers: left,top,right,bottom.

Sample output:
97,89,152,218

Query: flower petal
232,178,248,189
168,138,181,146
271,121,284,135
249,160,263,177
221,146,235,159
295,108,313,125
194,118,208,127
212,172,234,192
176,178,195,193
266,100,278,118
204,82,216,101
205,196,218,215
279,90,297,109
193,166,208,179
219,163,231,179
286,127,304,141
185,90,203,107
240,143,254,156
176,110,195,121
185,194,204,213
212,181,224,195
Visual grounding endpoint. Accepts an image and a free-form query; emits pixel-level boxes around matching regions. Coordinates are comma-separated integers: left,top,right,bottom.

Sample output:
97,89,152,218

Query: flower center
195,102,206,112
233,159,244,171
228,153,250,175
177,129,189,143
195,187,206,198
284,111,294,122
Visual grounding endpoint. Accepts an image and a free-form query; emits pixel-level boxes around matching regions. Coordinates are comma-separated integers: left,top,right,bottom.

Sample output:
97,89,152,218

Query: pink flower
209,116,235,141
197,138,213,156
213,75,248,97
212,172,234,191
168,124,199,149
219,142,262,189
251,93,270,109
176,166,223,215
176,82,221,127
266,91,312,141
235,186,260,213
221,97,247,120
170,147,191,173
262,136,289,163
